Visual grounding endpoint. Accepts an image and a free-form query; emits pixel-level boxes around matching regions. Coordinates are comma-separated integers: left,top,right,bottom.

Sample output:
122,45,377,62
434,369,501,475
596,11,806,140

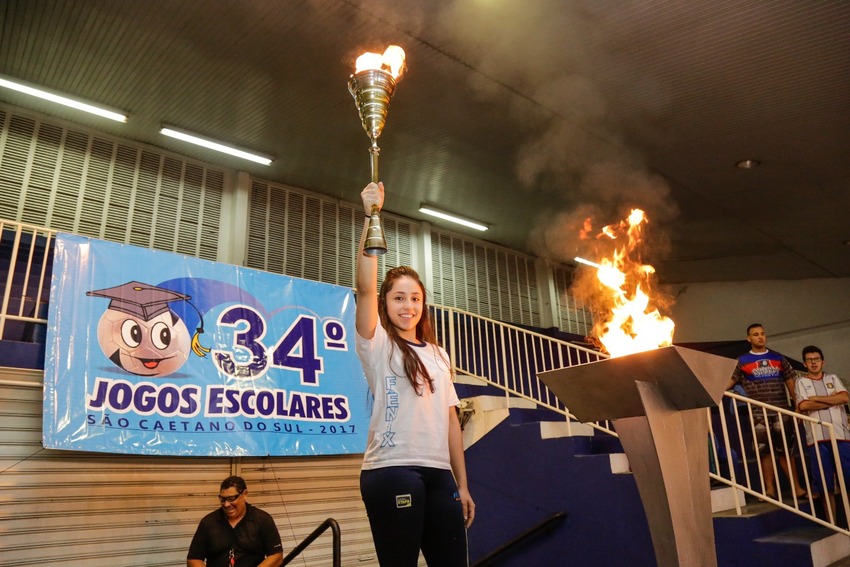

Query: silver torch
348,45,406,255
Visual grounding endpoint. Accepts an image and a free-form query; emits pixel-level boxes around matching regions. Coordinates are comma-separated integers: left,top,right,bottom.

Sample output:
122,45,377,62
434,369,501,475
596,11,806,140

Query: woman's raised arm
355,182,384,340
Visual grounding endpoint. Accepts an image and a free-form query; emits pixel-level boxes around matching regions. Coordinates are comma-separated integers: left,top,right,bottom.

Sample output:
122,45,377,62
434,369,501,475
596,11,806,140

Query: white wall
666,278,850,379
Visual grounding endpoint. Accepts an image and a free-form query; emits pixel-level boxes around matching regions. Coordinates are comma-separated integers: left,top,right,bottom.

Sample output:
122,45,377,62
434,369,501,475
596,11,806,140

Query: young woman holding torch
355,181,475,566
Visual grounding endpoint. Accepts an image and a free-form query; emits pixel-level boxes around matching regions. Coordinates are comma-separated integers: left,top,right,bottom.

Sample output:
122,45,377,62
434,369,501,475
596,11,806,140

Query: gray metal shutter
246,180,414,287
552,264,593,336
0,105,224,260
0,371,232,567
431,228,542,327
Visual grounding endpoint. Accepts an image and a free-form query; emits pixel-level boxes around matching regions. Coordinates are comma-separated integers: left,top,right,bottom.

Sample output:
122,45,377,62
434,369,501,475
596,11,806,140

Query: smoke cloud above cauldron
433,1,678,262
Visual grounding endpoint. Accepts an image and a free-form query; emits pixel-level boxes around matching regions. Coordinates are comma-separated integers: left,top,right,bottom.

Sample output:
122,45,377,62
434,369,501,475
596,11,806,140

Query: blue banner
43,234,369,457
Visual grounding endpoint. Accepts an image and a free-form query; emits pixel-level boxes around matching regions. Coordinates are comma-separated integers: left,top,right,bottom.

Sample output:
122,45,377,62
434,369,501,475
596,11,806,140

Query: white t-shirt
795,373,850,445
355,321,459,471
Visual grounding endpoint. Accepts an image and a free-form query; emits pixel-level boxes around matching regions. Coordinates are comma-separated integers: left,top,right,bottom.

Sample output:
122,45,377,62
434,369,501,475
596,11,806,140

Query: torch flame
355,45,406,79
576,208,674,358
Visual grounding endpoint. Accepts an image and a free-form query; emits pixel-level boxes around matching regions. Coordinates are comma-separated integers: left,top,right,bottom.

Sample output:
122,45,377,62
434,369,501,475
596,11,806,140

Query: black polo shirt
187,503,283,567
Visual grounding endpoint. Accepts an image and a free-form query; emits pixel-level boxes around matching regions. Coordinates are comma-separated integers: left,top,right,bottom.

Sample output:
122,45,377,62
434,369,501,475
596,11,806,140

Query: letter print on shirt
382,375,398,447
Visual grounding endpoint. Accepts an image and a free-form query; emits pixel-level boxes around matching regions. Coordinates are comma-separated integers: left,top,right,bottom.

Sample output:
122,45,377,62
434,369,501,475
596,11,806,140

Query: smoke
529,159,676,264
349,0,679,262
430,0,679,264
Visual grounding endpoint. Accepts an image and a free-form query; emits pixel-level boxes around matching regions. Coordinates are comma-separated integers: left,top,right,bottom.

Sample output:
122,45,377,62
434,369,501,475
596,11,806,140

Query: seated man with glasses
187,475,283,567
796,345,850,519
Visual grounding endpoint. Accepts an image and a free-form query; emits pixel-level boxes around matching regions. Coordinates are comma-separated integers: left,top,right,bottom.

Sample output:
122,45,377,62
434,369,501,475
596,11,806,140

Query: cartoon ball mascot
87,281,210,377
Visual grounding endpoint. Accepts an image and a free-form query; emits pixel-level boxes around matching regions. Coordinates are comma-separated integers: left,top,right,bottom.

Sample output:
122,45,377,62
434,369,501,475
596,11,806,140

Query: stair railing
711,390,850,535
429,304,616,437
471,511,567,567
0,219,54,342
281,517,341,566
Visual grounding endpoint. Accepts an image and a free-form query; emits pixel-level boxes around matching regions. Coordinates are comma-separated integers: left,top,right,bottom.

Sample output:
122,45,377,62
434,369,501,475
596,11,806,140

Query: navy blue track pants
360,466,468,567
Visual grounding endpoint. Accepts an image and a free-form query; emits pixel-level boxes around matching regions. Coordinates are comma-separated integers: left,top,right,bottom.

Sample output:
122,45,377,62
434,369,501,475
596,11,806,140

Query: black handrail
471,511,567,567
281,517,341,567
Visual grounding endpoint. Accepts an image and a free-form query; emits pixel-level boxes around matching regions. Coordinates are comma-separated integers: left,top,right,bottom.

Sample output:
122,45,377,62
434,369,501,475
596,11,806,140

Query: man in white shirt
795,345,850,518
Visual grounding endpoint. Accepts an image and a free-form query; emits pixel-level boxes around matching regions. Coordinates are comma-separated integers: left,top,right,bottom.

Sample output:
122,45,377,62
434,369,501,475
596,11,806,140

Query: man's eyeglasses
218,490,245,504
804,357,822,363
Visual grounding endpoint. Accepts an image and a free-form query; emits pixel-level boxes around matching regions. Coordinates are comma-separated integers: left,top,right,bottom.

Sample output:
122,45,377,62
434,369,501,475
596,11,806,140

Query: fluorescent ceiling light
160,126,273,166
419,204,488,231
0,74,127,122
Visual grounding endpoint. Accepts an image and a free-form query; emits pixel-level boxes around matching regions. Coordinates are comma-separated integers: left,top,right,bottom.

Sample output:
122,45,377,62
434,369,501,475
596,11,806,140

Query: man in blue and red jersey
728,323,807,500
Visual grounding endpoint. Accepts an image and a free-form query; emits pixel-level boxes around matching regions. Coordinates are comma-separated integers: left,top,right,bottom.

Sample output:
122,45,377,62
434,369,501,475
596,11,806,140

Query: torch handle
369,140,380,183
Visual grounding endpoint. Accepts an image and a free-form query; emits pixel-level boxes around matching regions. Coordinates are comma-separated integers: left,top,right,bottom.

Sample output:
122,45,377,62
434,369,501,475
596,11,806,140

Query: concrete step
541,421,630,477
472,394,537,412
539,419,595,439
461,395,585,449
755,526,850,567
712,485,746,513
715,500,845,566
461,395,555,448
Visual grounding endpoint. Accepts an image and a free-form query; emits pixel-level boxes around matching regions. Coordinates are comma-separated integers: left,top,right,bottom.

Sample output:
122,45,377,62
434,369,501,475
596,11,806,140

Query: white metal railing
429,304,615,436
4,218,848,536
710,390,850,535
0,220,55,343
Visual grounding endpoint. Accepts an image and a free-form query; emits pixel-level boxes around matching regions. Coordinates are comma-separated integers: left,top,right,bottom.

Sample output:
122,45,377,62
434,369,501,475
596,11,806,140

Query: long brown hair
378,266,438,394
